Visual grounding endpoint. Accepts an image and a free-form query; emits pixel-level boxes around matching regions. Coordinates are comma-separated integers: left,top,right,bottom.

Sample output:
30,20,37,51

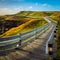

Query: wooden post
19,34,22,46
48,44,53,55
53,27,58,60
48,43,53,60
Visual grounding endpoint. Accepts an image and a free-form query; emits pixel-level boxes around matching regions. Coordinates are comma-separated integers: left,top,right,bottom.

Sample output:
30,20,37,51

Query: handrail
0,23,49,41
45,23,57,54
0,23,50,51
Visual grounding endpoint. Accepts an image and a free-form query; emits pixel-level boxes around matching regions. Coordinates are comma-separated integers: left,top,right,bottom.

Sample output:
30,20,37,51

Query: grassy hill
0,17,47,37
15,11,46,17
0,11,48,37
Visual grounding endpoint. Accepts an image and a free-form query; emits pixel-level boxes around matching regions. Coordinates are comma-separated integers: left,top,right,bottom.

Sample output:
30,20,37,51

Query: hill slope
0,17,46,37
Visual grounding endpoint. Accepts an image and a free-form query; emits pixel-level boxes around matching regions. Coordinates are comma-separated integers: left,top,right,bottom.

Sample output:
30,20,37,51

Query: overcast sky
0,0,60,15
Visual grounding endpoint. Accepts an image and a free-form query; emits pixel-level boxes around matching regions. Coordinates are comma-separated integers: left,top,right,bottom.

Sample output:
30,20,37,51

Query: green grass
20,19,47,33
0,17,47,37
15,11,46,17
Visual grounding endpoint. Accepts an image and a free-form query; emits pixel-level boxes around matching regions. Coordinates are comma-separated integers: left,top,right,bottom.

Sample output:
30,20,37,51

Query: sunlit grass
0,17,47,37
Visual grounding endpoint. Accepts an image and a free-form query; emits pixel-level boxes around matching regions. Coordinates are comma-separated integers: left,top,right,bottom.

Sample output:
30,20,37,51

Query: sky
0,0,60,15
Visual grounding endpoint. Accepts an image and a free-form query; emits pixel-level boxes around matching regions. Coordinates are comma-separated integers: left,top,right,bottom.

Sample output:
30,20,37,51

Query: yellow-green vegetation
16,11,46,17
5,16,32,24
0,17,47,37
16,11,30,16
20,18,46,33
0,11,47,38
0,16,5,21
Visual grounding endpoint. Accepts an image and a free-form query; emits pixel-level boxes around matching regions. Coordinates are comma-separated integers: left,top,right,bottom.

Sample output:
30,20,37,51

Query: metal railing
0,23,50,52
45,23,57,54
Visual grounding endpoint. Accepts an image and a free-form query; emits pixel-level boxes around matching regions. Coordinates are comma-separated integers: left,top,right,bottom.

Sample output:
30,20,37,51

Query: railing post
19,33,22,46
48,43,53,60
35,28,38,39
16,33,22,48
48,43,53,55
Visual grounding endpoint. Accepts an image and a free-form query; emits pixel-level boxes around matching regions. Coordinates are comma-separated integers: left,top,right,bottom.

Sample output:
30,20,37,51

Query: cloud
23,6,33,11
35,3,50,7
38,3,52,11
0,7,23,15
42,4,47,7
0,8,10,15
29,6,33,9
41,3,50,7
